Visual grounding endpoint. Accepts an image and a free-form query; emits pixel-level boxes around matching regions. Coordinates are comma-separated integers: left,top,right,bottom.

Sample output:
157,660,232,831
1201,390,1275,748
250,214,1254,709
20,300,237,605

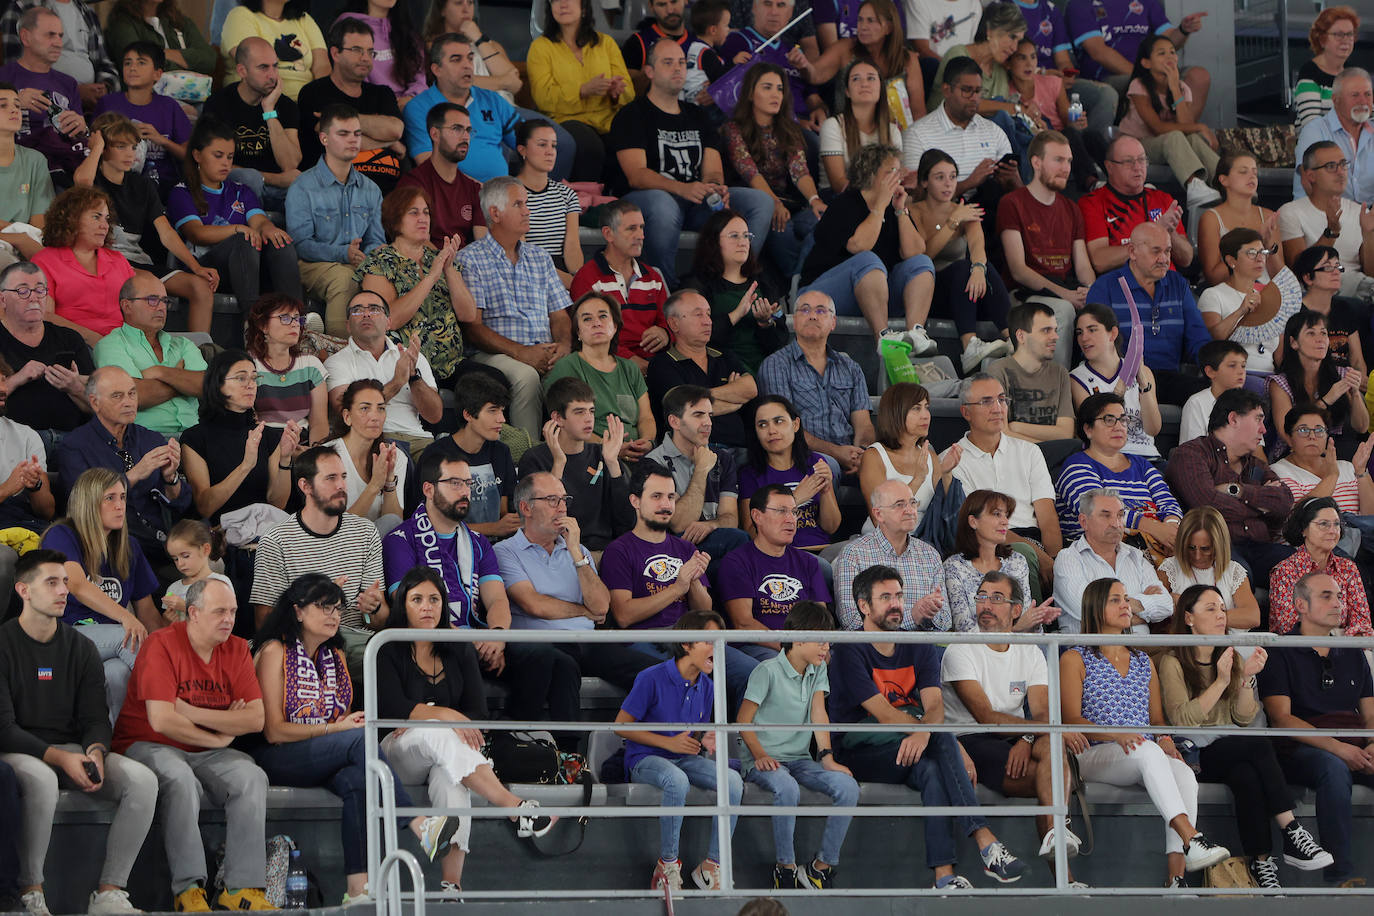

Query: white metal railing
362,626,1374,907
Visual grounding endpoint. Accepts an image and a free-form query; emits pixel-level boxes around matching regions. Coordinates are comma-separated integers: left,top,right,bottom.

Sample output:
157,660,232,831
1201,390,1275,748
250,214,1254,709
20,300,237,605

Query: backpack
1204,856,1258,892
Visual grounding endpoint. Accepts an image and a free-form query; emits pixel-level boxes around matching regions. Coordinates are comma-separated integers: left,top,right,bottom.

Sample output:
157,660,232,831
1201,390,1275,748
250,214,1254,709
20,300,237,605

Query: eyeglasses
1294,424,1329,438
1108,156,1149,167
1316,262,1346,273
440,124,473,136
1095,413,1128,427
1321,655,1336,691
1239,246,1277,259
225,372,257,386
953,84,983,97
347,303,387,316
342,46,378,57
974,592,1013,606
436,476,475,490
1151,303,1161,336
114,447,135,472
965,395,1010,409
1,284,48,299
1185,543,1214,553
530,494,573,508
273,314,308,326
762,506,800,518
1328,29,1357,39
1310,159,1350,172
880,498,919,511
311,603,344,617
795,303,833,316
723,231,755,242
121,295,173,309
1311,518,1343,532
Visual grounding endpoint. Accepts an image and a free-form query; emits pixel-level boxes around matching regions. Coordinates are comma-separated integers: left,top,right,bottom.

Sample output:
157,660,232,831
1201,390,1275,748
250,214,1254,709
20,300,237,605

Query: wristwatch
1225,483,1242,497
1021,734,1036,745
818,748,834,759
1322,226,1340,238
573,554,592,569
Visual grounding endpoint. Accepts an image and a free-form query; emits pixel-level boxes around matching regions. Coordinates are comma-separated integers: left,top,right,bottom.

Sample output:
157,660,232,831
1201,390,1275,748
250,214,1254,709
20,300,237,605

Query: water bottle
285,849,308,909
1068,93,1085,128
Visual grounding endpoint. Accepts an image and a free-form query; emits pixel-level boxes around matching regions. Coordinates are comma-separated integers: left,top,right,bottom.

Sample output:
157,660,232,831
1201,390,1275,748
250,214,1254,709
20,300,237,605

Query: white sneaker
961,337,1011,373
340,888,374,908
87,889,141,914
1182,833,1230,872
21,891,52,916
906,324,939,356
1185,177,1221,209
1037,824,1083,859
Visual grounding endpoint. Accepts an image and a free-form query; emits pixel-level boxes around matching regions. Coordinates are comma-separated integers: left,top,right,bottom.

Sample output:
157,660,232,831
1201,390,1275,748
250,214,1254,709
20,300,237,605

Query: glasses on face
1186,543,1214,554
762,506,800,518
965,395,1010,409
953,83,983,98
723,231,755,242
1,284,48,300
1109,156,1149,167
974,592,1013,606
796,303,833,316
121,295,173,309
1328,28,1357,40
1311,518,1343,532
1095,413,1128,427
312,603,344,617
342,46,378,57
1240,245,1277,259
1316,262,1346,274
348,303,386,316
531,494,573,508
225,372,257,386
1294,424,1329,438
881,498,918,512
1311,159,1350,172
273,314,308,326
440,124,473,135
436,476,475,490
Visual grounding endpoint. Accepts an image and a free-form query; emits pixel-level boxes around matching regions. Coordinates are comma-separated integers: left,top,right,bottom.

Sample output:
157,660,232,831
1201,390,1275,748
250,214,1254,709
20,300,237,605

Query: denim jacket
284,159,385,263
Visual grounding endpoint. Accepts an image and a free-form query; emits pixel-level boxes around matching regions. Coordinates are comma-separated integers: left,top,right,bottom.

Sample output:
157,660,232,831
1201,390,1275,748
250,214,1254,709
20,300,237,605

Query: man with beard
383,451,580,745
403,33,519,182
203,37,302,212
396,102,487,248
250,447,385,670
1295,68,1374,206
620,0,726,102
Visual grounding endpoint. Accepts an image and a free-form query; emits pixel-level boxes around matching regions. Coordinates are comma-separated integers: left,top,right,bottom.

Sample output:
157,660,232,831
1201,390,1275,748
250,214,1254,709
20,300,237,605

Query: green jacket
105,8,217,77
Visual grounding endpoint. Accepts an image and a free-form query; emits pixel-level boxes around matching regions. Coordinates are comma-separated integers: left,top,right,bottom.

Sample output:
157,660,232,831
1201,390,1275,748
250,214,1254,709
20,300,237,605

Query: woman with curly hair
246,293,328,443
31,187,137,346
220,0,329,101
339,0,427,103
105,0,218,76
1294,5,1361,128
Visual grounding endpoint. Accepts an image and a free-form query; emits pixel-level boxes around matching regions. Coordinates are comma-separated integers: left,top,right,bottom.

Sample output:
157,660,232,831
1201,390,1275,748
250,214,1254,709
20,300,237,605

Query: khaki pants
1139,130,1220,187
298,260,360,337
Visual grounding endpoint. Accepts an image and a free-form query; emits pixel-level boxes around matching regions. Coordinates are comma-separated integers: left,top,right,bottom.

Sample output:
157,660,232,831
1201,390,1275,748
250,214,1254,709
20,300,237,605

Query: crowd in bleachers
2,0,1374,911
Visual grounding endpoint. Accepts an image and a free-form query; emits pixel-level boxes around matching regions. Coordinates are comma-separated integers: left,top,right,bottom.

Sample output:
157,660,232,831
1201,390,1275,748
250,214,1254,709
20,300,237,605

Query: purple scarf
282,640,352,724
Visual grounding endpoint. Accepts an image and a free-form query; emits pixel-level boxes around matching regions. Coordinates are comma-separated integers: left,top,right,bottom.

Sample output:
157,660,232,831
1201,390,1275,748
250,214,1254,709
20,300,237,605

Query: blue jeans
622,187,773,288
629,641,760,717
1279,744,1374,880
251,728,413,875
802,251,935,322
765,207,819,281
75,624,138,728
746,757,859,866
837,731,986,869
630,753,742,863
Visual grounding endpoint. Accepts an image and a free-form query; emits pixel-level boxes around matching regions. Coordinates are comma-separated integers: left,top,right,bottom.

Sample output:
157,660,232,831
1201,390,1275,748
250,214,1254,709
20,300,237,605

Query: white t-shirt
328,438,411,522
940,642,1049,729
1277,196,1364,282
1179,388,1218,443
905,0,983,52
818,116,904,188
1197,284,1276,374
1271,457,1362,512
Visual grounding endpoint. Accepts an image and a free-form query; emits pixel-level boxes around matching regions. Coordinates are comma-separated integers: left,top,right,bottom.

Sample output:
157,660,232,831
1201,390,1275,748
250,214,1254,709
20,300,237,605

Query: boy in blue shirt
614,609,743,892
738,601,859,890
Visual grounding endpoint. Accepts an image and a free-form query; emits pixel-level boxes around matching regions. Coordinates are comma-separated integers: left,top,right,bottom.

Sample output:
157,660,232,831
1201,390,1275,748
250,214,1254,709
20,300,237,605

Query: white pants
381,728,492,853
1076,739,1198,854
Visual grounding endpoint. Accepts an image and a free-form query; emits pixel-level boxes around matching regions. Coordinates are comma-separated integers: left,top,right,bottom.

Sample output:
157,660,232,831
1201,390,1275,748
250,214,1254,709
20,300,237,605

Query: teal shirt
93,325,207,437
742,650,830,768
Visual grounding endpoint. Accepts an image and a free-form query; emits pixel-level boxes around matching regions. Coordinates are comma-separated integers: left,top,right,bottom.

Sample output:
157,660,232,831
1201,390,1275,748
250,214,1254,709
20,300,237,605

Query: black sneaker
772,864,798,890
1251,857,1282,890
1283,821,1335,871
801,860,835,890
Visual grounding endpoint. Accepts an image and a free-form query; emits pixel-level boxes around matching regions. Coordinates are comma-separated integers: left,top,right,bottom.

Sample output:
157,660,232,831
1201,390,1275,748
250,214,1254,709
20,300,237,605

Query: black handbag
484,731,562,784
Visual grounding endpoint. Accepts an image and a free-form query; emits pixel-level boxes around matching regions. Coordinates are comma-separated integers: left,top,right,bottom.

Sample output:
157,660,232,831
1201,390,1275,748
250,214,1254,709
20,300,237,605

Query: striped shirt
1054,450,1182,540
901,103,1011,179
253,354,325,430
524,179,581,267
250,512,385,629
1293,60,1336,131
456,234,572,345
1270,458,1362,513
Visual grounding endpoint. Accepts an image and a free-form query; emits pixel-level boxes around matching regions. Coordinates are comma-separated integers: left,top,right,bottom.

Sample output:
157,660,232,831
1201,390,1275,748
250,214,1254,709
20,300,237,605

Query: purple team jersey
716,542,831,629
738,454,831,548
0,61,87,173
167,180,264,231
1065,0,1173,82
1016,0,1074,71
95,92,191,190
600,531,707,629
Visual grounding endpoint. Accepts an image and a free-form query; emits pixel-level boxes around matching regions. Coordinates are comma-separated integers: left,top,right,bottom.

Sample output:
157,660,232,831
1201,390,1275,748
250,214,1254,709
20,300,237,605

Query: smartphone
50,351,76,366
83,760,101,783
999,153,1019,167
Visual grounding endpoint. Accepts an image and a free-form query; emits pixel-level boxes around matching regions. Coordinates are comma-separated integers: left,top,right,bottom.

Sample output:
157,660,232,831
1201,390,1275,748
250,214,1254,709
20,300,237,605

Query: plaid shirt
834,530,952,632
1163,434,1294,544
456,234,571,346
2,0,118,89
757,341,869,446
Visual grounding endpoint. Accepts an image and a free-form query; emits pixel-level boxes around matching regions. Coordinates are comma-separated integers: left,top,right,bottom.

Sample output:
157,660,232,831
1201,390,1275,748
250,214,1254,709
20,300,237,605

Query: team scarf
406,502,487,628
281,639,352,725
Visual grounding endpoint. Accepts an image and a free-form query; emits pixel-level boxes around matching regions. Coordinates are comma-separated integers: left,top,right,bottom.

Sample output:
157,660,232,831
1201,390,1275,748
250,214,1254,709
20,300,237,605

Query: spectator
0,548,158,916
1117,35,1220,210
517,377,634,555
1158,506,1262,632
245,293,327,441
92,274,205,439
943,490,1039,631
220,0,328,102
514,120,583,284
159,518,232,622
0,357,54,554
544,293,655,459
1269,496,1373,638
0,9,88,180
621,0,726,102
426,373,519,540
718,484,831,657
1164,388,1296,586
1055,391,1180,547
1064,0,1209,107
93,43,191,195
827,563,1028,889
608,39,772,288
1259,570,1374,885
337,0,427,104
110,578,274,911
1052,488,1172,633
323,289,442,458
180,349,297,523
903,57,1018,208
1271,403,1374,513
907,0,981,62
1084,221,1209,405
1198,230,1302,379
1279,141,1374,299
1270,310,1369,453
31,188,136,347
1070,305,1162,459
56,365,191,557
925,4,1030,166
648,290,757,449
1294,67,1374,206
818,59,902,193
858,382,955,531
1004,40,1103,194
1159,583,1333,889
1059,577,1230,888
393,104,486,247
493,471,657,688
421,0,522,101
690,0,734,58
0,261,94,451
741,395,839,549
736,601,858,892
403,33,519,181
572,199,670,370
0,81,52,266
1007,0,1118,134
296,17,405,194
1294,7,1361,129
527,0,634,182
103,0,217,79
686,209,787,374
249,572,457,907
849,0,926,126
376,566,554,899
285,103,384,336
1079,134,1192,274
1197,153,1284,287
720,0,824,127
325,379,413,531
358,185,479,386
613,609,744,892
457,176,574,439
202,37,303,211
2,1,116,107
834,478,950,630
168,117,303,310
988,302,1073,442
1179,339,1247,444
1294,245,1367,379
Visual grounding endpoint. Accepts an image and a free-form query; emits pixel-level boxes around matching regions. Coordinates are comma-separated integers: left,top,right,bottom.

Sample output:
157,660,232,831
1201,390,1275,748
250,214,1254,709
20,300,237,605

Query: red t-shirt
996,187,1086,288
396,159,487,247
30,246,135,338
112,621,262,754
1077,185,1185,252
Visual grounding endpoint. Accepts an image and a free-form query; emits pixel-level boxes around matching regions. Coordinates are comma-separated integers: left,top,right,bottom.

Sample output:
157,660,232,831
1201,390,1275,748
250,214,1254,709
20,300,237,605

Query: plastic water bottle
1068,93,1086,128
285,849,308,909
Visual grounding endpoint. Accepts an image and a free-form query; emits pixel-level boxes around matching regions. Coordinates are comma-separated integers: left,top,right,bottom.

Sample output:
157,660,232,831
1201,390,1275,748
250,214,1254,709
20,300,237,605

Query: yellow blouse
526,33,634,134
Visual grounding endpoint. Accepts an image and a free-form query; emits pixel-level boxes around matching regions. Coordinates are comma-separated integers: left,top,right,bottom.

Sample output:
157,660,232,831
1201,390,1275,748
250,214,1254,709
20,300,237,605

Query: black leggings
930,259,1013,338
559,119,607,182
196,233,303,308
1198,734,1295,857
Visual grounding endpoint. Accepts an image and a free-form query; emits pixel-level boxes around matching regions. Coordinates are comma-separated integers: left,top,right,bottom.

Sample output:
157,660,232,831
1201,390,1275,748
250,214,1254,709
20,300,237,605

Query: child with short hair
614,610,743,892
1180,340,1248,443
689,0,732,52
737,601,858,890
160,519,232,621
428,373,519,539
95,42,192,195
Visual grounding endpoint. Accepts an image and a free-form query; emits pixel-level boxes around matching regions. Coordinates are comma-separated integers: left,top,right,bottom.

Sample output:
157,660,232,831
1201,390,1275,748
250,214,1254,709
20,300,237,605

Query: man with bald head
55,365,189,557
93,274,206,439
203,36,302,211
1078,134,1193,274
1295,68,1374,205
1085,221,1210,405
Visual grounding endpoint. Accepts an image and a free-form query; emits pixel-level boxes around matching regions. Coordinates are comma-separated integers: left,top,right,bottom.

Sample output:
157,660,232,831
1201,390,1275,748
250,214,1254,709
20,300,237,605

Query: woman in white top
328,379,410,533
1196,228,1303,377
858,382,959,532
1158,506,1261,632
1270,402,1374,513
1070,304,1161,459
819,59,903,193
1197,153,1284,287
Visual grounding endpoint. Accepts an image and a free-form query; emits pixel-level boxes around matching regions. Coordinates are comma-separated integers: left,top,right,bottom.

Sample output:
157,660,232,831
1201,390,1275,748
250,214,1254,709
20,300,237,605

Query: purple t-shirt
167,181,265,231
813,0,905,39
719,29,810,118
738,452,830,549
1017,0,1074,71
0,61,87,173
600,531,707,629
716,542,831,629
95,92,191,190
1065,0,1173,83
40,523,158,626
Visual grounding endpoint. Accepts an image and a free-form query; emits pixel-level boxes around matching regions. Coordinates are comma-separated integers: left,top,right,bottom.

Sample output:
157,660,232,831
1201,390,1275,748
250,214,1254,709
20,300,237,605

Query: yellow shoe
215,888,277,910
172,887,211,912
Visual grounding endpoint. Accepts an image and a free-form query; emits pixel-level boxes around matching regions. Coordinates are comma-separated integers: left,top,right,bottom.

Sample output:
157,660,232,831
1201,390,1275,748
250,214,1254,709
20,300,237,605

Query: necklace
261,354,291,382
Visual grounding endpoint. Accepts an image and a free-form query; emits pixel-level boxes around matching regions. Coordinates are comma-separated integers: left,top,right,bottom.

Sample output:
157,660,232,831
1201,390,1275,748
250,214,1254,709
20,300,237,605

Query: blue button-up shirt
1294,107,1374,204
1086,265,1210,370
457,234,571,345
56,417,191,544
493,528,595,631
757,341,870,445
284,160,385,264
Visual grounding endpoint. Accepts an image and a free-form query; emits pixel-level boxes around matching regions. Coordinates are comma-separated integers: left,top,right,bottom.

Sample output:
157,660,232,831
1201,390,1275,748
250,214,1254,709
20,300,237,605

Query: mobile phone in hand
83,760,101,784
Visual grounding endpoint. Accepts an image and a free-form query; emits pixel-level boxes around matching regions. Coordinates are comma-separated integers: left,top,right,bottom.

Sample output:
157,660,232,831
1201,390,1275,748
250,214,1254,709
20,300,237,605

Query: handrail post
376,849,426,916
1046,634,1068,890
713,634,734,892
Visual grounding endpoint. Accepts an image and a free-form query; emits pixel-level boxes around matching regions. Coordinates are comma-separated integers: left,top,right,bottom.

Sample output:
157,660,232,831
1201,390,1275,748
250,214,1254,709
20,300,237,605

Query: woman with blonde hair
1158,506,1261,631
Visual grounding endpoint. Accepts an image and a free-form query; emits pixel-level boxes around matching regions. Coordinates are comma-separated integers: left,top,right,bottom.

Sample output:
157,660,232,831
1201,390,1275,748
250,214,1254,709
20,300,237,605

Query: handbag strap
527,771,594,857
1067,753,1095,857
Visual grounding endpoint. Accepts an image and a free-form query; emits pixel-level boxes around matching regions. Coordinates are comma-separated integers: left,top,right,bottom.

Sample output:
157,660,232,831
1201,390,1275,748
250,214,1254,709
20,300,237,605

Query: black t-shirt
295,76,403,193
95,169,168,268
180,410,285,524
0,322,95,432
517,441,634,550
203,84,301,175
802,187,900,286
607,96,718,195
1323,297,1363,371
426,435,516,526
645,346,749,447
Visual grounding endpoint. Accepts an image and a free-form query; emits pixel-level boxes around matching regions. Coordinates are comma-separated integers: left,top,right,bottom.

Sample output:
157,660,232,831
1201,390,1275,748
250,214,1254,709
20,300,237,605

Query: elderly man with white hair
456,175,573,438
1294,67,1374,204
